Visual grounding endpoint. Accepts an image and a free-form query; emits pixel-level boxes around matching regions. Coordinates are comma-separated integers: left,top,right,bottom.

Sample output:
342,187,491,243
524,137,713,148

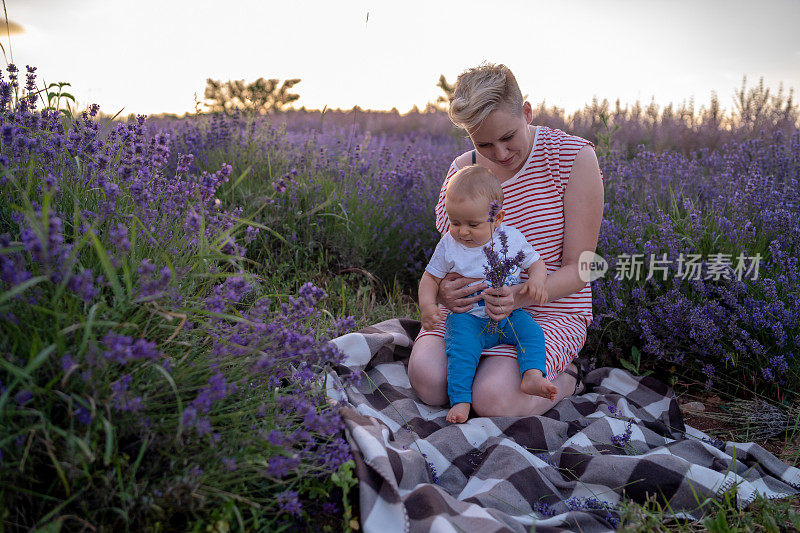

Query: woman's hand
439,273,487,313
482,285,517,321
420,303,445,331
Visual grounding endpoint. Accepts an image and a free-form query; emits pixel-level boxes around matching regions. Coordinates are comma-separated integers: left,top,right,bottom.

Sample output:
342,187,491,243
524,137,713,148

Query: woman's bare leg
408,335,449,406
472,358,579,417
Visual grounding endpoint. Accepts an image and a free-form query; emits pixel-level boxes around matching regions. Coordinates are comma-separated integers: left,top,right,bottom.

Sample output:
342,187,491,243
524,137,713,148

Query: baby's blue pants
444,309,547,406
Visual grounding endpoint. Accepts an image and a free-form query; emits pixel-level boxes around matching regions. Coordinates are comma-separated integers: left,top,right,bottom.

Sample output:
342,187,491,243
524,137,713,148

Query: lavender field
1,65,799,529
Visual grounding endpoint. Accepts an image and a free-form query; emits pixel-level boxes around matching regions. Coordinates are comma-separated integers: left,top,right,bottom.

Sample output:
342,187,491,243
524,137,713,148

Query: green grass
618,489,800,532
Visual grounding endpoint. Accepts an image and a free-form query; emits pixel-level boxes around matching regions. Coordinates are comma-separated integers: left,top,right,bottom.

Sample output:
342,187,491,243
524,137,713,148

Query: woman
408,63,604,417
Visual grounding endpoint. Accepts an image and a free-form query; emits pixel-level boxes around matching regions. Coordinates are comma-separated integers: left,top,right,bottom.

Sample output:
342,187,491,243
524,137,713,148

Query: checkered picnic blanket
326,318,800,532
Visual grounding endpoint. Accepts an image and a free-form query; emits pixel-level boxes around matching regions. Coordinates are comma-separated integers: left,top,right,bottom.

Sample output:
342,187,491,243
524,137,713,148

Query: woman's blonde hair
448,63,524,131
446,165,503,207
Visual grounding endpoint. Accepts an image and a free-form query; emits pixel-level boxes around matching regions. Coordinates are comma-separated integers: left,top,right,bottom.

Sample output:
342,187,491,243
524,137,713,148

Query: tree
430,74,455,111
203,77,301,114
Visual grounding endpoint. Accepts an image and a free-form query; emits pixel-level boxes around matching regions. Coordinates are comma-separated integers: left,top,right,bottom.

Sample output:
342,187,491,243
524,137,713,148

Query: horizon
136,78,791,123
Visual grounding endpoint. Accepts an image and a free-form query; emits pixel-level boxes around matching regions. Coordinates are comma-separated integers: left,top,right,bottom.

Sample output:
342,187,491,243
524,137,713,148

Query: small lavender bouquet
482,201,525,330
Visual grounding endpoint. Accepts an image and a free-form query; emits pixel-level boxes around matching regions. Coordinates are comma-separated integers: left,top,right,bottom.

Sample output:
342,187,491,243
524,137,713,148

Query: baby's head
444,165,504,248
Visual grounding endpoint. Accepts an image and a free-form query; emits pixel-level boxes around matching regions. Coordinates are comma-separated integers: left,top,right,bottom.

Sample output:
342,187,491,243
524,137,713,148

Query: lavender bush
151,111,457,288
0,65,358,530
590,130,800,394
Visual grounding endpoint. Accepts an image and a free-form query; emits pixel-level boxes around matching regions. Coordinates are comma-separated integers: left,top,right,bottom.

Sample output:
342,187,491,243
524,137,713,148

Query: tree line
201,75,798,139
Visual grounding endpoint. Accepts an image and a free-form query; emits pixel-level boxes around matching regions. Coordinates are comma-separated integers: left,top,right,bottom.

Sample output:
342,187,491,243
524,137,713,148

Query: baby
419,165,557,423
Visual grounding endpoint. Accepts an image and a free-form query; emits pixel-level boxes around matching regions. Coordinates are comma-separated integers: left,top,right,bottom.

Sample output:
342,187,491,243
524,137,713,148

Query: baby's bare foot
521,369,559,402
446,402,471,423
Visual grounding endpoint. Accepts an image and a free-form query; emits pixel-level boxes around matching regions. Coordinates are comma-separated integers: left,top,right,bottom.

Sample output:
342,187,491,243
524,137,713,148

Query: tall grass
0,66,360,530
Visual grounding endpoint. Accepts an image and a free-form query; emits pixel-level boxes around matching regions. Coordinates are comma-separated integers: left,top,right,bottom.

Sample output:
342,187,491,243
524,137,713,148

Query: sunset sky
5,0,800,116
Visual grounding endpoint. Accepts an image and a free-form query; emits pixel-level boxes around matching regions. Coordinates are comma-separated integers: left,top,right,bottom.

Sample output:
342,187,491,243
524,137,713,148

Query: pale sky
5,0,800,116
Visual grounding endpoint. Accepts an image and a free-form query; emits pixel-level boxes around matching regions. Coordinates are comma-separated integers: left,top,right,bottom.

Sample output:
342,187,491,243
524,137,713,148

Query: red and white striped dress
416,125,597,379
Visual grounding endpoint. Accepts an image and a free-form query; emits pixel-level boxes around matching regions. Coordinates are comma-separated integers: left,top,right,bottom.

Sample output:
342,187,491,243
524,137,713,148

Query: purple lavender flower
60,354,77,372
328,316,356,338
770,354,789,375
195,417,211,436
0,236,33,286
487,200,501,223
268,455,301,478
15,389,33,406
75,406,93,425
244,225,259,243
204,276,252,312
702,363,716,388
102,332,161,365
182,406,198,427
137,263,171,300
532,501,557,517
184,211,202,234
110,374,143,412
267,430,287,447
220,238,239,256
138,259,155,277
68,269,98,302
42,172,59,193
191,372,232,414
319,437,351,469
109,224,130,253
298,282,326,306
277,490,302,517
272,178,287,193
482,230,525,317
176,153,194,174
427,461,439,484
610,420,634,448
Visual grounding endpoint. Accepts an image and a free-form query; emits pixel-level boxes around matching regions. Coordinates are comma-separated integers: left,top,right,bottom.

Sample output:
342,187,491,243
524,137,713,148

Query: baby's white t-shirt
425,224,540,317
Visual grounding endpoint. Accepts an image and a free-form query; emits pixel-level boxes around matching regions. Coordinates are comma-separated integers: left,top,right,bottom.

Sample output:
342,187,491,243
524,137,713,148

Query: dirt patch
675,388,800,464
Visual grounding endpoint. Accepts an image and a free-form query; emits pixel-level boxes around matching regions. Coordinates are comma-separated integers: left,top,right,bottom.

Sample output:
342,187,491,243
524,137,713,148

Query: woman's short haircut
448,63,524,131
446,165,503,207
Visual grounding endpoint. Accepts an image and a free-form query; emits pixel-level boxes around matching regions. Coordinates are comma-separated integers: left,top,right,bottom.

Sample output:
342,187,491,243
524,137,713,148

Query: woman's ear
523,101,533,125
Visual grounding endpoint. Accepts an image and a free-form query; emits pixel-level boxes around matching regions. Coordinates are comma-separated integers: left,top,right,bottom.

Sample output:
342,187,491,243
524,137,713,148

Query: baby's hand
520,279,548,306
421,304,445,331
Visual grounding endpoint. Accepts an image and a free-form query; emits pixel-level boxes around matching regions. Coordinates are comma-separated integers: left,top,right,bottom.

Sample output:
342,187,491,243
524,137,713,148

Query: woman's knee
471,363,519,416
408,336,448,406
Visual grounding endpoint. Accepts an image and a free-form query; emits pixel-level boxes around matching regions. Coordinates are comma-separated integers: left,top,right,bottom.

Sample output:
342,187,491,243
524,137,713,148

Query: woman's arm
517,144,604,306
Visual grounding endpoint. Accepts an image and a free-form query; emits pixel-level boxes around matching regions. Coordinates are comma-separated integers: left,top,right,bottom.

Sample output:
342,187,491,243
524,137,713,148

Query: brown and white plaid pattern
326,318,800,532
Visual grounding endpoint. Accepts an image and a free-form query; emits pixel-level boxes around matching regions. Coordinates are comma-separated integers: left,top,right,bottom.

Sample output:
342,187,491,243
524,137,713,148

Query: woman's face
468,102,534,178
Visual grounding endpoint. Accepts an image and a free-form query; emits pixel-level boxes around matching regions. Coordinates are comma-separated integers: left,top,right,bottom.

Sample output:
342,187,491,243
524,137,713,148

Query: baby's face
445,196,501,248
